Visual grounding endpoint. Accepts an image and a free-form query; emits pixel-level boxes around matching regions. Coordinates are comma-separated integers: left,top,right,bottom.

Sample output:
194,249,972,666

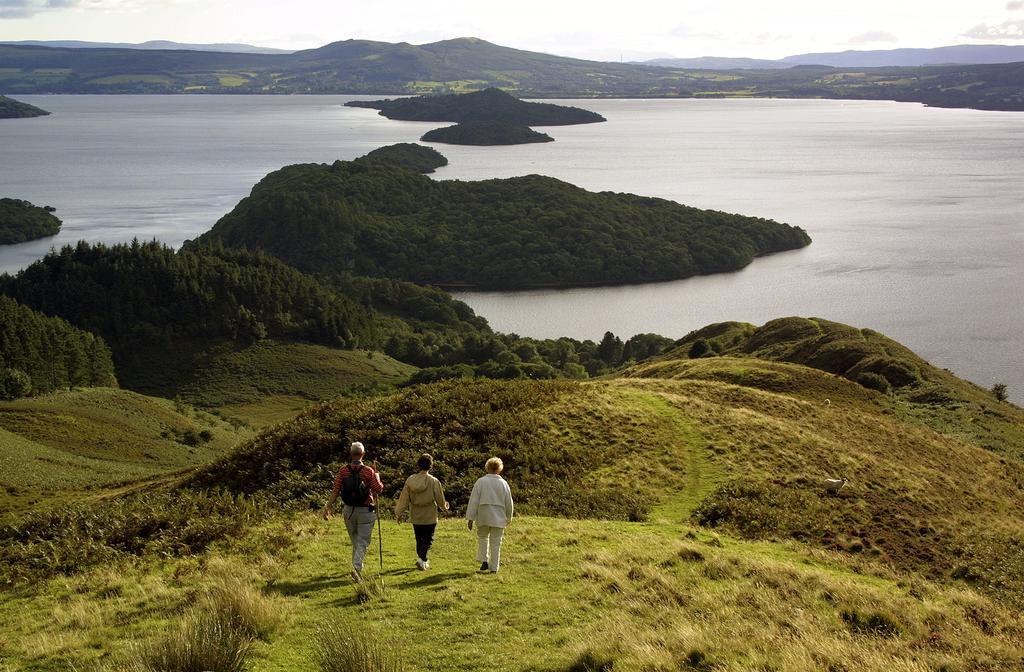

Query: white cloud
848,30,899,44
0,0,149,19
962,20,1024,40
1008,1,1024,11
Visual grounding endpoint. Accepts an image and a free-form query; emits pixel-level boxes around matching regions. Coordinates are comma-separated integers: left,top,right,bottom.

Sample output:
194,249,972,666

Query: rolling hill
0,387,252,511
1,317,1023,670
0,37,1022,110
646,44,1024,69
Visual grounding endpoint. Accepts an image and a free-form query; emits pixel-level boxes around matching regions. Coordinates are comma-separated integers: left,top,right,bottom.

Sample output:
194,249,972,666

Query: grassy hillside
2,513,1022,671
656,317,1024,461
1,38,1023,110
0,387,251,510
2,319,1022,669
176,342,416,427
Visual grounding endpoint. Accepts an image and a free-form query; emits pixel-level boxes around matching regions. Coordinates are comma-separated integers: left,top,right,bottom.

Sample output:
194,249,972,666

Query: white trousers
475,524,505,571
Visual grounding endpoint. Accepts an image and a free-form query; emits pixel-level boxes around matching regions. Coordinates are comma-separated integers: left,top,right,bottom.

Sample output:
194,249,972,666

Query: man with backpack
323,441,384,581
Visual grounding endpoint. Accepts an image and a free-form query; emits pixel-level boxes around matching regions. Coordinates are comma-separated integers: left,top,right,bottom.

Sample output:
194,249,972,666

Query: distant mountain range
0,37,1022,111
645,44,1024,69
0,39,291,54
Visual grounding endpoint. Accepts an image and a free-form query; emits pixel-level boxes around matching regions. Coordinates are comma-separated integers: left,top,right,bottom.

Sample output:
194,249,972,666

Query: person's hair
417,453,433,471
485,457,503,474
350,441,365,459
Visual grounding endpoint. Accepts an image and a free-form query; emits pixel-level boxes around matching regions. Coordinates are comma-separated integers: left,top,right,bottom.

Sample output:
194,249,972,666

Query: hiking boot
480,562,489,571
415,558,425,570
423,560,430,570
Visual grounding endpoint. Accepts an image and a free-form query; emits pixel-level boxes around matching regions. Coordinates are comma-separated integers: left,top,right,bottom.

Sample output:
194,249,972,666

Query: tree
992,383,1008,402
0,368,32,400
688,339,711,358
596,331,624,366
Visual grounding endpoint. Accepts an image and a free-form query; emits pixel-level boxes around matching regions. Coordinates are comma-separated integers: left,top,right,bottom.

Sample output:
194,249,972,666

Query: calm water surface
1,96,1021,401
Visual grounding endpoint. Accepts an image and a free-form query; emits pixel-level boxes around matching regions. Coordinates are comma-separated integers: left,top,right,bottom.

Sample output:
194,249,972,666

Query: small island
421,121,554,146
356,143,448,173
346,87,605,126
0,95,50,119
0,198,62,244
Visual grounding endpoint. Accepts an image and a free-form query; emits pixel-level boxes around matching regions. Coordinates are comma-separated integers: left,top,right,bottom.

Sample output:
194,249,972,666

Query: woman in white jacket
466,456,514,572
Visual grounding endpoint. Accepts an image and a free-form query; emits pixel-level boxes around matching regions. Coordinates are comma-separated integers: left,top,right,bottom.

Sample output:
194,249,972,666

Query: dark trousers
413,523,436,561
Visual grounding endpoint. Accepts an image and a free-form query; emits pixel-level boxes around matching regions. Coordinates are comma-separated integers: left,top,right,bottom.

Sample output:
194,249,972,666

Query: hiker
323,441,384,581
395,453,450,570
466,456,514,573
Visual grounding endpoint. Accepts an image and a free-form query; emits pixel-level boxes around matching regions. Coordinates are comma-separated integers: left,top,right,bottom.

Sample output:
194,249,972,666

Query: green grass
2,320,1024,669
0,388,252,511
175,342,416,425
86,74,174,85
2,512,1021,671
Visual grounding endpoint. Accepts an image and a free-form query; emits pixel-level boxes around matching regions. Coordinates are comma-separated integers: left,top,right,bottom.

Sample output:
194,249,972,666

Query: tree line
0,295,115,399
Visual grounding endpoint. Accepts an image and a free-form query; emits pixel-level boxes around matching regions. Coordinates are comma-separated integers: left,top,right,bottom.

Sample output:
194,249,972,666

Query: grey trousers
343,505,376,572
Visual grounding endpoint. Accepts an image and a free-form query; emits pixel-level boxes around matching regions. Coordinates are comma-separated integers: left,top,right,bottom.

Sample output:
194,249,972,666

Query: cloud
0,0,139,19
848,30,898,44
1008,1,1024,10
962,20,1024,40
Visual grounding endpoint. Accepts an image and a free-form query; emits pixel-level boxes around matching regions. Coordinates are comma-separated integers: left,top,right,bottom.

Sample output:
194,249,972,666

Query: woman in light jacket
395,453,449,570
466,456,514,573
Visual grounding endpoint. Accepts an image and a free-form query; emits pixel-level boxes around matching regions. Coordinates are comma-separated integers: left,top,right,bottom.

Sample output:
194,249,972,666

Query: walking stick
372,455,385,590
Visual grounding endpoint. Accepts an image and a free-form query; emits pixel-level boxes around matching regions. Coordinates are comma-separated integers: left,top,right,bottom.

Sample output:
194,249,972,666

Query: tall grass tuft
118,608,255,672
313,620,406,672
202,571,282,641
112,566,282,672
352,573,386,604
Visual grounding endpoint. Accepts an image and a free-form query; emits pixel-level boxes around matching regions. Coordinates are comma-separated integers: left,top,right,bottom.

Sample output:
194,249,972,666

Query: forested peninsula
0,95,49,118
195,147,811,289
346,87,606,125
0,198,62,244
421,122,554,145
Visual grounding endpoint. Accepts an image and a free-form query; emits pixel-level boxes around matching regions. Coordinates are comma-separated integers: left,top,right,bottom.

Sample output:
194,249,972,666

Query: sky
1,0,1023,60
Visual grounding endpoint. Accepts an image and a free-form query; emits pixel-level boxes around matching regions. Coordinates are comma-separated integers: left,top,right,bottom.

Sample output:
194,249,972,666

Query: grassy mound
188,379,699,521
0,388,251,510
652,316,1024,461
173,342,416,426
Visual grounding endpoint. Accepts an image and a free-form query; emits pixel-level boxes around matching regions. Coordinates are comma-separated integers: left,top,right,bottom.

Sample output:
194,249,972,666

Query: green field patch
0,388,251,497
87,74,174,85
176,342,416,412
216,74,250,87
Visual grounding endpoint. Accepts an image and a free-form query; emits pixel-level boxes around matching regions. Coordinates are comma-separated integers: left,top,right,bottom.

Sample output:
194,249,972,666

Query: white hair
350,441,366,458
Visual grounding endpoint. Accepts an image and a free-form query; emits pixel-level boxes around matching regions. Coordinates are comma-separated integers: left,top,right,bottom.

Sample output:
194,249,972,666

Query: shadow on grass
266,574,352,596
395,570,474,589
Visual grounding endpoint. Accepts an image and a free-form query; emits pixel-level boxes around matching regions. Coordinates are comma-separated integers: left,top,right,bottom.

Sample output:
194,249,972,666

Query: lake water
1,95,1022,402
